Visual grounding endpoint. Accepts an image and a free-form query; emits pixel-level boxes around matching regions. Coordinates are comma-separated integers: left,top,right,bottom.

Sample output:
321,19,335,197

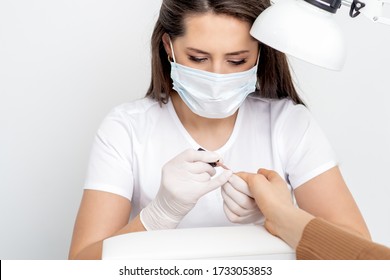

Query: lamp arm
344,0,390,25
270,0,390,25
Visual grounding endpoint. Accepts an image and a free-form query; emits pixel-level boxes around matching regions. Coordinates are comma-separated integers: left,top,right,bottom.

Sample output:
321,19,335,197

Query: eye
228,59,247,66
188,56,207,63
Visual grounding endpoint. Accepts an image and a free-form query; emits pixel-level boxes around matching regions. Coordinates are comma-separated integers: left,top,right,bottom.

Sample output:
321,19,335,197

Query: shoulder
102,97,165,126
109,97,162,120
96,97,166,139
245,96,310,126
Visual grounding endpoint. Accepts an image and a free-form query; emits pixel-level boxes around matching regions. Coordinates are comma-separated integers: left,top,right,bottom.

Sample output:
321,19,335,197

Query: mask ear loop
255,46,261,67
168,37,177,64
255,46,261,90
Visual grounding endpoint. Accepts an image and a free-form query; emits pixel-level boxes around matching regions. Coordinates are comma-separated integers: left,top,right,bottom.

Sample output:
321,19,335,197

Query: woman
69,0,370,259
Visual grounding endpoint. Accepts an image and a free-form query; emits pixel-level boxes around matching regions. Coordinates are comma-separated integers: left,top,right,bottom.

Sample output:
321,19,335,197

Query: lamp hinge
349,0,366,18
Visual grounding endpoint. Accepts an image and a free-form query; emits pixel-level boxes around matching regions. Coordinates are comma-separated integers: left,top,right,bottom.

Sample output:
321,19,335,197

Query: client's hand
237,169,314,248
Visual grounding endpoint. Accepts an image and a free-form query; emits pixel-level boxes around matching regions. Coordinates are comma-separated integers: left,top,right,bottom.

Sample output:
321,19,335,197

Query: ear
162,33,173,58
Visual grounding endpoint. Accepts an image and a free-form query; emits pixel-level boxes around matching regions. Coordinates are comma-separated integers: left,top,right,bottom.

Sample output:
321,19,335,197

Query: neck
171,93,238,151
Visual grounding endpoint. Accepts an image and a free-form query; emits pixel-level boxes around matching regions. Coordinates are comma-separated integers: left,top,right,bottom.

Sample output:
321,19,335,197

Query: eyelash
188,56,207,63
188,56,247,66
229,59,247,66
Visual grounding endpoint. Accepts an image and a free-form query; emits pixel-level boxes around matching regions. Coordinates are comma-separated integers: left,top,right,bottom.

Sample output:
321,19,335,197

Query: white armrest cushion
102,225,295,259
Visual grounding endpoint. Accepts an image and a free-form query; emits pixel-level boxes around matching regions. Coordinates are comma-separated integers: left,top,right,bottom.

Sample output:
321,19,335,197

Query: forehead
176,12,257,52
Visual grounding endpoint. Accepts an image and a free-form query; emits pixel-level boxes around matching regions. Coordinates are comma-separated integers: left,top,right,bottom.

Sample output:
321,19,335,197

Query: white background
1,0,389,259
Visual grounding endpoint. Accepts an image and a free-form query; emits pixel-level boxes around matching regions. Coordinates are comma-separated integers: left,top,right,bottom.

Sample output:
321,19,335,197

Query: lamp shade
250,0,346,70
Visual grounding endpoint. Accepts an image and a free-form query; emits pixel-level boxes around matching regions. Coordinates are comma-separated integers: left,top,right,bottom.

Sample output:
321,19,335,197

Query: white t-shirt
84,95,337,228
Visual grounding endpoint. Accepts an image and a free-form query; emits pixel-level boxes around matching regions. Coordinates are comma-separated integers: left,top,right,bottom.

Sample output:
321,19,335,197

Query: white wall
0,0,389,259
0,0,161,259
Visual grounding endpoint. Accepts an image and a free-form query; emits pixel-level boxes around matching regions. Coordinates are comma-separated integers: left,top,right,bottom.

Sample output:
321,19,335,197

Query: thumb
203,169,233,193
235,172,251,183
228,174,252,196
236,172,259,194
257,168,283,183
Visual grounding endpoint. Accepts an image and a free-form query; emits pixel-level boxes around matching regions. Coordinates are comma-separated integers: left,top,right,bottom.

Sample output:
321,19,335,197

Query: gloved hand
222,174,264,224
140,149,233,230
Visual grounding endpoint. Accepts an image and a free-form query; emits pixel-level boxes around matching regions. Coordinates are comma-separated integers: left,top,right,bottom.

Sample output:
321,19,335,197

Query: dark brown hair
145,0,304,106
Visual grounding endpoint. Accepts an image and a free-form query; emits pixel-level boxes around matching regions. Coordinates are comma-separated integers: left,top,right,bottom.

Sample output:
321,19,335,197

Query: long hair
145,0,304,106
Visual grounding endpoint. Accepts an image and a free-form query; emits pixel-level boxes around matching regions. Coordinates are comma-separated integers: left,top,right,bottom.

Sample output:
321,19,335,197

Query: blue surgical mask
169,40,259,119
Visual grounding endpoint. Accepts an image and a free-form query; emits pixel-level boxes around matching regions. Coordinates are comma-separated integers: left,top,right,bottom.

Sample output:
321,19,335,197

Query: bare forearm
69,214,146,260
72,241,103,260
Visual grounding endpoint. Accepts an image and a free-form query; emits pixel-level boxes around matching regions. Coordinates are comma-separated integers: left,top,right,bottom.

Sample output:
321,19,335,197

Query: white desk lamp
250,0,390,70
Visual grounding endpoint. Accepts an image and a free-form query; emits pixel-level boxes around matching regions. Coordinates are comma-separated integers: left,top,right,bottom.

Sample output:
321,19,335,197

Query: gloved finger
228,174,253,197
221,187,254,216
222,182,257,209
223,202,241,222
223,202,254,224
188,172,212,182
223,201,265,224
181,149,222,165
185,161,216,177
202,169,232,194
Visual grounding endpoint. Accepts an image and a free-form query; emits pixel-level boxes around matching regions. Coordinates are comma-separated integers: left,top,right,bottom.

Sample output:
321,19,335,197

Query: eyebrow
186,47,250,56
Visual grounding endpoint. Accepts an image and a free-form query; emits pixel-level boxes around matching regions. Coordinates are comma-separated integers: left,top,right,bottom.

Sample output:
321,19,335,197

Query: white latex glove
140,149,233,230
222,174,264,224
